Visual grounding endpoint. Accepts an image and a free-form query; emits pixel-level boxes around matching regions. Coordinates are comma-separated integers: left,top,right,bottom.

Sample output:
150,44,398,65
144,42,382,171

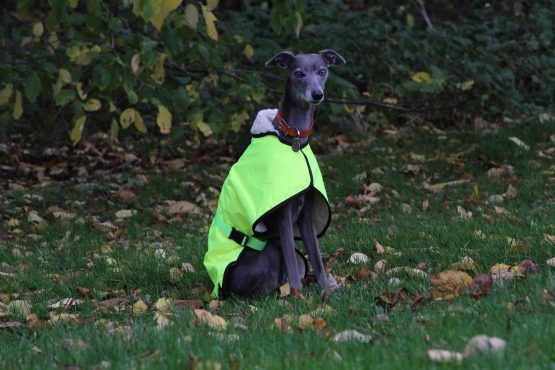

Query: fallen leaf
449,256,477,273
374,240,385,254
173,300,203,311
355,265,378,281
469,274,493,299
181,263,195,272
348,252,369,264
297,314,314,330
169,267,183,282
153,311,170,328
193,309,227,330
385,266,428,278
154,298,172,312
115,209,136,218
492,205,509,215
333,330,371,343
167,200,200,215
489,263,523,286
49,312,80,323
457,205,472,220
98,298,128,311
464,335,506,356
132,300,148,315
508,136,530,150
428,349,464,363
374,259,387,273
430,270,473,300
274,315,293,333
547,257,555,267
544,234,555,244
518,260,538,276
279,282,291,297
27,211,44,223
8,300,32,317
503,184,517,199
48,298,83,309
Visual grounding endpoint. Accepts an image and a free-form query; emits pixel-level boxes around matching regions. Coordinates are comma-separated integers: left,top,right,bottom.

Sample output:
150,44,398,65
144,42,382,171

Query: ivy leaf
70,115,87,146
83,98,102,112
131,53,140,75
244,44,254,59
133,0,163,21
76,82,87,100
411,72,432,84
151,53,166,84
0,83,13,107
12,90,23,120
457,79,475,91
156,105,172,134
184,4,199,30
201,5,218,41
25,72,42,103
133,111,147,133
54,89,76,107
59,69,72,84
33,22,44,37
120,108,136,129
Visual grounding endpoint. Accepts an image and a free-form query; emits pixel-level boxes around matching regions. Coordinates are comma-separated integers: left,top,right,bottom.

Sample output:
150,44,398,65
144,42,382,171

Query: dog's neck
274,78,315,146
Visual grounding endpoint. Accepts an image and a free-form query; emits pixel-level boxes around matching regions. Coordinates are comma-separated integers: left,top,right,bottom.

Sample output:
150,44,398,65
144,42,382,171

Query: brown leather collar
276,110,314,138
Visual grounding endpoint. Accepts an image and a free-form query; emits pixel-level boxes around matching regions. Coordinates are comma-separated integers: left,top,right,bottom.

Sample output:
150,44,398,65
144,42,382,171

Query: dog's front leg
299,195,340,301
278,202,303,293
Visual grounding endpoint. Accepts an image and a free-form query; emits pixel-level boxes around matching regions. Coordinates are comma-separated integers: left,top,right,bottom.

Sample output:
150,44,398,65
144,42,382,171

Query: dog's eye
318,69,327,76
294,71,304,78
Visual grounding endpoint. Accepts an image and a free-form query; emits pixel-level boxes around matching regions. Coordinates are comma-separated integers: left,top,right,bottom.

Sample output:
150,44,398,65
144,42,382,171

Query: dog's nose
311,92,324,101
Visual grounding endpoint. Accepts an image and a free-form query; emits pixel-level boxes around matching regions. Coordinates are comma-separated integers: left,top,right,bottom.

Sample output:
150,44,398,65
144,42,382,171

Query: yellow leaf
244,44,254,59
131,53,140,75
33,22,44,38
59,69,72,84
186,84,199,102
120,108,136,129
164,0,182,12
70,115,87,146
230,110,249,132
83,98,101,112
197,121,213,137
0,83,13,107
184,4,199,30
151,53,166,84
69,0,79,8
193,309,227,330
201,5,218,41
411,71,432,84
12,90,23,120
76,82,87,100
293,11,302,38
458,79,474,91
206,0,219,11
383,97,398,105
133,111,147,133
250,90,263,104
156,105,172,134
150,9,167,30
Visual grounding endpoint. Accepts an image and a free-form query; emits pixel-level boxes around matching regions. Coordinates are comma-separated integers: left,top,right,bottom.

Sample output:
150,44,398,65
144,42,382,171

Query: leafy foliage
0,0,553,146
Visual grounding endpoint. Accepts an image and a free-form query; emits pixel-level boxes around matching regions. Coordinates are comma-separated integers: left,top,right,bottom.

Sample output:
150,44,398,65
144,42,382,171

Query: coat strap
214,212,267,251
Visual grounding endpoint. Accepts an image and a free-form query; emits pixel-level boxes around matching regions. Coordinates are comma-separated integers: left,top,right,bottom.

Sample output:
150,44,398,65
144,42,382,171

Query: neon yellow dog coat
204,109,331,297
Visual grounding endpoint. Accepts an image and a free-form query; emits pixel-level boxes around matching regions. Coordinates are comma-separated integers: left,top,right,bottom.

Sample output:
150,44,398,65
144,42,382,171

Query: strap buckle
229,227,249,246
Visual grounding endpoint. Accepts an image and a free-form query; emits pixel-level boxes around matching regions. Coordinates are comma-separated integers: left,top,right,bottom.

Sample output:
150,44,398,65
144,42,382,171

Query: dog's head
265,50,346,105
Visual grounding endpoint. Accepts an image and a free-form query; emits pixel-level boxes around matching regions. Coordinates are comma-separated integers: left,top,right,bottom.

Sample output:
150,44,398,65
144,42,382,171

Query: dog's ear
265,51,295,69
319,50,346,67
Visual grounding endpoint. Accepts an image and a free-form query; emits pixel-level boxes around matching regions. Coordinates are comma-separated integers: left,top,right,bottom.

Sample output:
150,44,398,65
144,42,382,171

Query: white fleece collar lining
250,108,279,135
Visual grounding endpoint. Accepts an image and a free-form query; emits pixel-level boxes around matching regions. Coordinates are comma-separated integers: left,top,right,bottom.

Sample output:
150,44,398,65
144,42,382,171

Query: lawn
1,120,554,369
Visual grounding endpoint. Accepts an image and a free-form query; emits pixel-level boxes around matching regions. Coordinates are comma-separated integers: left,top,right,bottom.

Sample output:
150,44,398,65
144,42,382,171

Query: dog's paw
319,273,341,302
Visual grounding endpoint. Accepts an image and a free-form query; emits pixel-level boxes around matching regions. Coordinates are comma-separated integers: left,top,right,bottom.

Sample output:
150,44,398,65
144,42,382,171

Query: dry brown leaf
279,282,291,297
374,259,387,273
374,240,385,254
430,270,472,300
547,257,555,267
297,314,314,330
274,316,293,333
503,184,517,199
132,299,148,315
449,256,477,273
154,297,172,312
173,299,203,311
333,330,371,343
518,260,539,275
48,298,83,309
98,297,128,311
167,200,200,215
489,263,523,286
544,234,555,244
355,265,378,281
49,312,80,323
153,311,170,328
457,205,472,220
193,309,227,330
468,274,493,299
385,266,428,278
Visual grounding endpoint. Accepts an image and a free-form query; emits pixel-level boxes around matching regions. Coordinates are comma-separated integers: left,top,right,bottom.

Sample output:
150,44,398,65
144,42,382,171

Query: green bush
0,0,553,146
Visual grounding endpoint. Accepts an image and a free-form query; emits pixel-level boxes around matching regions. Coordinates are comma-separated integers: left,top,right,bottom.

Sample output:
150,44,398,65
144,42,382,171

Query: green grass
1,122,554,369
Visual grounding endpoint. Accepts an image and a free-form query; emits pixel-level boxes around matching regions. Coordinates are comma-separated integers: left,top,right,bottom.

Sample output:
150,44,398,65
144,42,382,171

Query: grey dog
222,50,346,300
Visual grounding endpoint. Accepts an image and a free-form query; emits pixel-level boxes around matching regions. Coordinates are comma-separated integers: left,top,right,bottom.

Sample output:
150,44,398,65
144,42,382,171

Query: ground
1,121,554,369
